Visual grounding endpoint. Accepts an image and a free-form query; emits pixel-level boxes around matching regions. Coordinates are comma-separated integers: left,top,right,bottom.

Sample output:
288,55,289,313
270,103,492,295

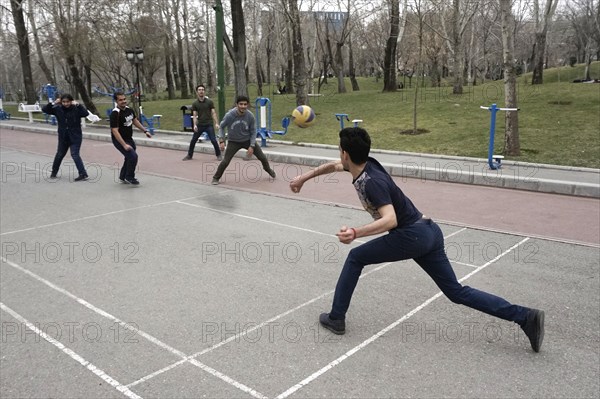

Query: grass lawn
4,63,599,168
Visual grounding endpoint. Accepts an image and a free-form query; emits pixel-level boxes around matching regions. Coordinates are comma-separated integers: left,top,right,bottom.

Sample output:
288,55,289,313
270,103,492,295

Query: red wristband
350,228,357,240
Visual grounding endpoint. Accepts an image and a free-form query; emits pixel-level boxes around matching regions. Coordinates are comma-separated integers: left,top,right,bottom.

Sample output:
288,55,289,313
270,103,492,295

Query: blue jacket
42,102,89,141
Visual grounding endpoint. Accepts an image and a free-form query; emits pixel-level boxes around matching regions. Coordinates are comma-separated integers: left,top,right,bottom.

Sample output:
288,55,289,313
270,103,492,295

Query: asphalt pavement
1,117,599,399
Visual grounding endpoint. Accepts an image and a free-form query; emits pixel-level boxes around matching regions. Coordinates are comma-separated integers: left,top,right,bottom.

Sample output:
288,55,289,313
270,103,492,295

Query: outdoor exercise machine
0,87,10,120
41,84,58,125
335,113,363,129
255,97,290,147
480,103,518,170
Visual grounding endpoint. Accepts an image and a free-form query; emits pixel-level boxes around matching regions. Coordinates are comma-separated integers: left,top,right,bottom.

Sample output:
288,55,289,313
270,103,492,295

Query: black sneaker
267,168,276,178
182,155,192,161
74,174,88,182
211,178,219,185
50,173,58,179
521,309,545,352
124,177,140,185
319,313,345,335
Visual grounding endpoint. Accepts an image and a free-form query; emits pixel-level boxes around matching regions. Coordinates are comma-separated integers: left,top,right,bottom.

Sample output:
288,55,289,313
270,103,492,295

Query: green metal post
213,0,226,121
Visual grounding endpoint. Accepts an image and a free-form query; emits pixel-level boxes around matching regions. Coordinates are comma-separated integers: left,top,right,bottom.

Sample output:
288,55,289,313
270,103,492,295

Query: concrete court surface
0,129,599,398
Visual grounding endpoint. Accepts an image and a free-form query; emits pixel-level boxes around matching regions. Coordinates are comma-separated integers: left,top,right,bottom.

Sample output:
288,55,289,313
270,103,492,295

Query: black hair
60,93,74,101
196,84,206,91
339,127,371,164
236,95,250,104
113,91,126,101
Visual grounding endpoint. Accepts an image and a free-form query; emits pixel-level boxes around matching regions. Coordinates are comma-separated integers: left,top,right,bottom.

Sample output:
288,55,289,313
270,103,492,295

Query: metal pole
136,62,141,115
214,0,226,121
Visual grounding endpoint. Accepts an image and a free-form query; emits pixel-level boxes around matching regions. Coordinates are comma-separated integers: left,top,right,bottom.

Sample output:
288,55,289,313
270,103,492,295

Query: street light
125,47,144,114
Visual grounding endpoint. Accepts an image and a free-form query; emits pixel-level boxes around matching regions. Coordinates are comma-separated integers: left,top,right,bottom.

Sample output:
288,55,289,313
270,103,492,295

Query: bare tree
321,1,354,94
383,0,401,92
439,0,479,94
499,0,520,155
530,0,560,84
565,0,600,80
173,0,189,98
159,2,176,99
284,0,308,105
223,0,248,99
10,0,37,103
409,0,432,135
44,0,98,114
183,0,195,95
26,0,53,84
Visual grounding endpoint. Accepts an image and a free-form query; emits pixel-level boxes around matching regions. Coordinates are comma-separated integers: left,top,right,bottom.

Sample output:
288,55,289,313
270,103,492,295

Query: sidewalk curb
2,121,599,198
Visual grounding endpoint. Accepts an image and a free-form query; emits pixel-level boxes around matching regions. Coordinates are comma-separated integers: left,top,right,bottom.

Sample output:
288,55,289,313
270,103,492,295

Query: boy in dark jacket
42,94,91,181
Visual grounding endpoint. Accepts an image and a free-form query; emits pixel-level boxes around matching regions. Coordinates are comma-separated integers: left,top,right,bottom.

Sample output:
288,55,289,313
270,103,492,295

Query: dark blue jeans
188,124,220,157
111,136,138,180
52,135,86,176
330,219,530,325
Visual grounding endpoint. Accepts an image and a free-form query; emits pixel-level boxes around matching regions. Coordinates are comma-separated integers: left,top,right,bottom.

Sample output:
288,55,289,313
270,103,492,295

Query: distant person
182,84,221,161
110,91,152,185
42,94,91,181
211,95,276,185
289,127,545,353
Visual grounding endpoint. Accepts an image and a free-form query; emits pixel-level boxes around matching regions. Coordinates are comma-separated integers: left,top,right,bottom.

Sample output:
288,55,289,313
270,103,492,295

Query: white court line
0,195,205,236
275,237,530,399
127,228,468,387
0,302,142,399
0,257,268,399
177,200,339,238
453,260,479,268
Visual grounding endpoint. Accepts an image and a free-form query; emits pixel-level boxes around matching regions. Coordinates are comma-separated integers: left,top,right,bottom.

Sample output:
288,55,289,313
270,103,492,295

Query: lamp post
125,47,144,114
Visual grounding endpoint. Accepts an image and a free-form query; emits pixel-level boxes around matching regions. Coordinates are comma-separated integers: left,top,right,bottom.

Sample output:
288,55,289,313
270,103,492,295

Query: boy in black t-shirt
182,84,221,161
290,127,545,353
110,92,152,185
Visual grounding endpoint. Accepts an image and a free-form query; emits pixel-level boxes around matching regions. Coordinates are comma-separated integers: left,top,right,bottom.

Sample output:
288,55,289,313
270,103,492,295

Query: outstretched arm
133,117,152,138
289,160,345,193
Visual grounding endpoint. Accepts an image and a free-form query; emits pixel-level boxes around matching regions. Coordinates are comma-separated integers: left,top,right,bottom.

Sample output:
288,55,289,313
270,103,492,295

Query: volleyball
291,105,315,128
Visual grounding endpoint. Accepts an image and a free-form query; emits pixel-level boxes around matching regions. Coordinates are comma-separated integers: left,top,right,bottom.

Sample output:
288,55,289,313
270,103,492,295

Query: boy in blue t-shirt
290,127,545,353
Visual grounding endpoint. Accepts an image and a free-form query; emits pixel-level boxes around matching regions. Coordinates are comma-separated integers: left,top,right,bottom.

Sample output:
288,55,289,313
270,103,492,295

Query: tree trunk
229,0,248,99
287,0,308,105
530,32,547,84
165,35,176,99
204,1,214,93
183,0,195,96
383,0,400,92
10,0,37,103
65,54,99,115
499,0,520,156
530,0,558,85
413,14,424,135
26,0,53,84
174,0,189,98
451,0,463,94
285,30,294,94
348,35,359,92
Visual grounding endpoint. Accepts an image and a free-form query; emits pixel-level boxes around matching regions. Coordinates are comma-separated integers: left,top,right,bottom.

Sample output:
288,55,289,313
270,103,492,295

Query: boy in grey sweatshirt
212,95,276,184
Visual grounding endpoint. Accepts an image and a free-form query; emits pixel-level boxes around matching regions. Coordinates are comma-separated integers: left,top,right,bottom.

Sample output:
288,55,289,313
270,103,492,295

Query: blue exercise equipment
41,84,58,125
480,104,519,170
255,97,290,147
335,113,363,129
0,87,10,120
